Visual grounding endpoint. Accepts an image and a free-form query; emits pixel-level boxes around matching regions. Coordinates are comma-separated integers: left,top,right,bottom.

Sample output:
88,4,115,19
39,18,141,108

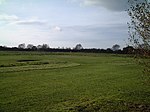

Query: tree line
0,43,138,54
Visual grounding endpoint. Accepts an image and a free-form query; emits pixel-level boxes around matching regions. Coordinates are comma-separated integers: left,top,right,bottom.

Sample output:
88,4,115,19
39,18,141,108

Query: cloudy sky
0,0,130,48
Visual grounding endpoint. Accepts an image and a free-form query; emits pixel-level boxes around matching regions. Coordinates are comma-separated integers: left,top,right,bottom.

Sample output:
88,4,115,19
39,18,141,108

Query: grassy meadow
0,51,150,112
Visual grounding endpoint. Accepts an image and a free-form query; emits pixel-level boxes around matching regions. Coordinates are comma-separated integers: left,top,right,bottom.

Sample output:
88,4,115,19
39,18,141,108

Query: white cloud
46,23,128,48
0,0,6,5
70,0,128,11
52,26,62,32
72,0,146,11
0,22,128,48
13,19,46,25
0,24,51,47
0,14,46,26
0,14,19,22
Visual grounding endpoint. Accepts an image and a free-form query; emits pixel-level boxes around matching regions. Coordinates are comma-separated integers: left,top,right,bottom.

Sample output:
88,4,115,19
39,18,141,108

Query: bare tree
27,44,34,49
18,43,25,49
112,44,120,51
31,46,37,50
128,0,150,79
42,44,49,50
37,45,42,49
128,0,150,54
74,44,83,50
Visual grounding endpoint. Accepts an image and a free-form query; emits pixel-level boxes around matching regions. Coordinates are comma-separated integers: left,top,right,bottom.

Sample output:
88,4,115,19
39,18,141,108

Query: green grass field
0,51,150,112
